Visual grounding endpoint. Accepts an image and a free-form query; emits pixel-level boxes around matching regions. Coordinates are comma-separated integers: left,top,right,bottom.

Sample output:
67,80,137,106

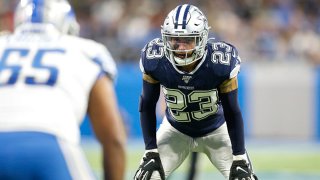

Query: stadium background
1,0,320,179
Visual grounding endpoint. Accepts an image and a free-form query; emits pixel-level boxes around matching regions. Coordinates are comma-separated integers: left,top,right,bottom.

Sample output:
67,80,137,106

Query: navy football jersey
140,38,241,137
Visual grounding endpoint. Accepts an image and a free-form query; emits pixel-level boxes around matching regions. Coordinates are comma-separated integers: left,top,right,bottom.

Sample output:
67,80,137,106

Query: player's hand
134,150,165,180
229,160,258,180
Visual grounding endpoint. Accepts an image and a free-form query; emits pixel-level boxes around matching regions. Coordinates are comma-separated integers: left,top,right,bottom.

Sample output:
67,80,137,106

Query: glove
134,150,165,180
229,160,258,180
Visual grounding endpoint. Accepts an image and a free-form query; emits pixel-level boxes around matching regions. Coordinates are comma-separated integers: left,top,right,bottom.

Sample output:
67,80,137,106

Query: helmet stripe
31,0,45,23
182,4,191,29
174,5,182,29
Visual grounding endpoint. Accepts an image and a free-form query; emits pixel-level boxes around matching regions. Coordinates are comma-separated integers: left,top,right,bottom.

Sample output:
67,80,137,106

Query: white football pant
151,117,233,179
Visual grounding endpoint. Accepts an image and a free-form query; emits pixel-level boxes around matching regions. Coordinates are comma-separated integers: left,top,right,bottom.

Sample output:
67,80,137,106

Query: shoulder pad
140,38,165,74
75,37,117,80
208,41,241,79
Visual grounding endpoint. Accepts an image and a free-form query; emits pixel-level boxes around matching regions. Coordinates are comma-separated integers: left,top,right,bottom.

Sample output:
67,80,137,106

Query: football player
134,4,258,180
0,0,126,180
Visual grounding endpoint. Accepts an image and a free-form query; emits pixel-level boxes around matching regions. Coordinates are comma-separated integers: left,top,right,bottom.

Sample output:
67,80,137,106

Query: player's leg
200,122,233,179
0,131,95,180
57,137,96,180
151,117,191,179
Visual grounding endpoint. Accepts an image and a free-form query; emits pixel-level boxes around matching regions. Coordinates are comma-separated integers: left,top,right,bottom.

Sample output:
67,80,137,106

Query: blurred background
1,0,320,179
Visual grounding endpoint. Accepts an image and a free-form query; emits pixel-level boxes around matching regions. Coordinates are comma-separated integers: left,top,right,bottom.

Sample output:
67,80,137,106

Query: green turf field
82,139,320,180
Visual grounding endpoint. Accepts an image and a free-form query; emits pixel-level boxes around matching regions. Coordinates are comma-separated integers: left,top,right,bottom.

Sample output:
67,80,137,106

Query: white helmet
161,4,210,66
14,0,80,35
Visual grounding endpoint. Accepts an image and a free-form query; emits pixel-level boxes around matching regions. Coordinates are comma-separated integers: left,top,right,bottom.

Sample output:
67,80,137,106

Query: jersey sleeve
139,38,163,79
80,39,117,81
209,41,242,81
228,45,241,79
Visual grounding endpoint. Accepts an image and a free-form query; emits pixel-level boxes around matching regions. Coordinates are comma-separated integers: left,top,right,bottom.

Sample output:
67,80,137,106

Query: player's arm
219,77,245,155
219,77,258,180
140,73,160,150
88,75,126,180
134,73,165,180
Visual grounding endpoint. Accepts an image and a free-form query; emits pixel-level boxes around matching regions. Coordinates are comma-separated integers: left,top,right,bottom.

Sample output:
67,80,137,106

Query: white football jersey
0,24,117,144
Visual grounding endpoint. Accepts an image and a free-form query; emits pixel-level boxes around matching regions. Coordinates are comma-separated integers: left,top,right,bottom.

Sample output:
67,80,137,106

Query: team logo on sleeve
182,75,192,84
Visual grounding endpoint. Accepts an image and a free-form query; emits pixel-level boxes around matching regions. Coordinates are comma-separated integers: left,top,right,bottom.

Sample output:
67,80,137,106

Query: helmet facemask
162,31,208,66
161,4,210,66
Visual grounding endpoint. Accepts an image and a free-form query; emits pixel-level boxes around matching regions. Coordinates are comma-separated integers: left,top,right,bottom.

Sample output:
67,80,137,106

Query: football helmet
14,0,79,35
161,4,210,66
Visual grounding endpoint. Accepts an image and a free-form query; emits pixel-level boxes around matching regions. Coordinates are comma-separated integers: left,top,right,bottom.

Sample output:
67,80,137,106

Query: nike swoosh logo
236,166,248,173
144,159,155,167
